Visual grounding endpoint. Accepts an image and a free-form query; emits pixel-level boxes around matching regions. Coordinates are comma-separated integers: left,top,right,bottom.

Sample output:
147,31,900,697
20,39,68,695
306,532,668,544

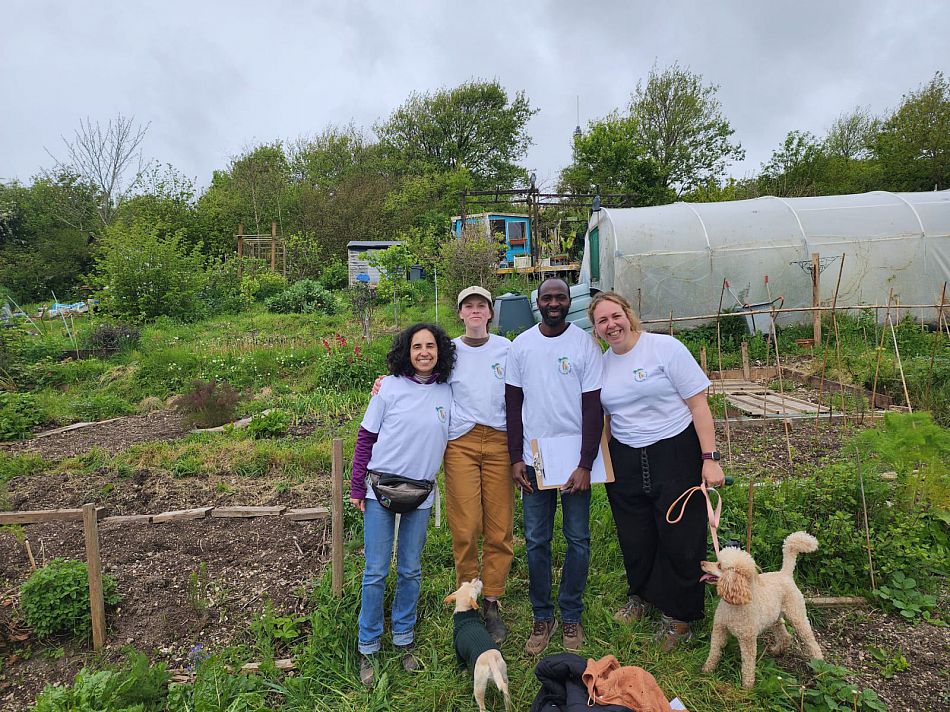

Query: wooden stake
24,539,37,570
741,341,751,381
700,346,708,375
887,312,912,412
331,438,344,597
82,503,107,650
869,290,894,421
714,279,733,463
811,252,821,345
668,308,674,336
767,299,793,465
270,221,277,271
746,480,754,554
237,224,244,279
925,283,946,407
855,449,876,590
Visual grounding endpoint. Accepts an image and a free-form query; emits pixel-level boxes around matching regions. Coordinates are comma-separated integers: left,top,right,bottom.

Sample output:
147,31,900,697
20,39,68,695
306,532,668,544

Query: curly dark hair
386,323,456,383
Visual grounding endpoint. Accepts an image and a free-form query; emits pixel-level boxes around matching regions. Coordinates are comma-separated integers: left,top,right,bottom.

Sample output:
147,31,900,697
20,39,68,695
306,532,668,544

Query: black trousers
606,422,707,622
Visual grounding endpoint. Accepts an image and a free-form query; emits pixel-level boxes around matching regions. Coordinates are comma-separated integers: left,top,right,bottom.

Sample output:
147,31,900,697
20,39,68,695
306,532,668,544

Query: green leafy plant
241,270,288,303
32,651,170,711
873,571,942,623
314,333,377,390
246,409,291,439
187,562,212,612
798,659,887,711
83,323,141,353
318,258,348,290
72,392,135,421
0,391,42,440
265,279,337,314
249,600,305,657
868,645,910,678
21,558,120,639
175,378,241,428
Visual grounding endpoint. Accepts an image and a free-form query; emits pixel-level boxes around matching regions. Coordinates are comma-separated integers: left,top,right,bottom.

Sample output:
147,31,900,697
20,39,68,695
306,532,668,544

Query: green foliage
265,279,337,315
200,257,248,316
313,334,378,390
21,558,120,639
318,258,348,290
241,271,288,303
868,645,910,679
0,391,42,440
167,656,266,712
797,659,887,711
630,62,745,195
560,112,672,205
246,409,291,439
95,221,208,323
437,230,501,307
872,571,943,623
376,79,536,186
32,651,170,712
175,379,241,428
249,600,305,658
71,392,135,421
368,244,415,308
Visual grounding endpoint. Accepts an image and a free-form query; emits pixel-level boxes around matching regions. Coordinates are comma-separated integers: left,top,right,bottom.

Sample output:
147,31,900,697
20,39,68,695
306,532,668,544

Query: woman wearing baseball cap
443,286,513,644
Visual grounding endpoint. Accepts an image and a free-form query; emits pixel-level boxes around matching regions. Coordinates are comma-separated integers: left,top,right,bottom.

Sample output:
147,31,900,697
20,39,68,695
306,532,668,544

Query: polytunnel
578,190,950,325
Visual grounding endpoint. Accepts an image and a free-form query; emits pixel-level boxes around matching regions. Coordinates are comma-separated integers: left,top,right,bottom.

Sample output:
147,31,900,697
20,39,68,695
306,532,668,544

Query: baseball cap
457,286,493,308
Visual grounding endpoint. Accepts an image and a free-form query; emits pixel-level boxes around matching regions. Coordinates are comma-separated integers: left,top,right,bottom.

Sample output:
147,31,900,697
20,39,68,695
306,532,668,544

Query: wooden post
746,480,754,554
237,224,244,279
82,503,106,650
700,346,708,375
741,341,751,381
270,222,277,271
811,253,821,346
331,438,344,597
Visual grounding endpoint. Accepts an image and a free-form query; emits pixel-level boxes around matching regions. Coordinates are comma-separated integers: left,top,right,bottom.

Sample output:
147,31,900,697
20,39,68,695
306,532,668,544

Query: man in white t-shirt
505,277,603,655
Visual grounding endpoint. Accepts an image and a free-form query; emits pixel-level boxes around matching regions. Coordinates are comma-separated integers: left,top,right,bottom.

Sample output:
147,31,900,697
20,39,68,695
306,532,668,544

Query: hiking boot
395,643,420,672
613,595,652,624
562,621,585,651
525,618,557,656
482,599,508,645
657,615,692,652
359,654,375,687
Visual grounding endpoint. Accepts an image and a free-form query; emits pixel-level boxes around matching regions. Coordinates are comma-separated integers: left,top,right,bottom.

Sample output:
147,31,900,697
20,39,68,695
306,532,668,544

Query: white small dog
701,531,823,689
444,579,511,712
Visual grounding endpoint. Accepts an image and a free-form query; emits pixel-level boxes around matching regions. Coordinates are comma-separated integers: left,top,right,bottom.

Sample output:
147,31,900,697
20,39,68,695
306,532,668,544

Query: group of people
348,278,725,686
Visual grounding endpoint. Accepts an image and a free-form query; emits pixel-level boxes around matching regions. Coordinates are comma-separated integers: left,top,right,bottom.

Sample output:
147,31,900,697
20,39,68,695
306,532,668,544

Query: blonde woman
588,291,724,651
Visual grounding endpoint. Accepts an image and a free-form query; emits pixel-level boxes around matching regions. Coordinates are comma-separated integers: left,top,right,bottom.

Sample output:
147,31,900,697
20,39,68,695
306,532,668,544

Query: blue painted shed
451,212,532,265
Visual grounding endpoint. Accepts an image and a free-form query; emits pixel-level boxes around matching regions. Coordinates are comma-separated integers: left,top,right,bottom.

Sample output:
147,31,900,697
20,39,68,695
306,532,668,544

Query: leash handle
666,483,722,555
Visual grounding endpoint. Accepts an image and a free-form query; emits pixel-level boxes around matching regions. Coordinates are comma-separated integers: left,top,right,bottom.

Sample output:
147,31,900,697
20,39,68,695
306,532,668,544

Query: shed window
507,221,526,244
490,219,506,239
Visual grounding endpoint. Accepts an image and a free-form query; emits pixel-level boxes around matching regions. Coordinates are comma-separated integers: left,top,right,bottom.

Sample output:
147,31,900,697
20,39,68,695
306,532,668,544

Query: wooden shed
347,241,402,286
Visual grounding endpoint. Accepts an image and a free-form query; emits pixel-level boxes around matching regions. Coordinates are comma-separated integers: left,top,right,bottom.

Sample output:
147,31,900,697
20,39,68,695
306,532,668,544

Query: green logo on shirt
633,368,647,382
491,362,504,379
557,357,572,375
435,406,447,422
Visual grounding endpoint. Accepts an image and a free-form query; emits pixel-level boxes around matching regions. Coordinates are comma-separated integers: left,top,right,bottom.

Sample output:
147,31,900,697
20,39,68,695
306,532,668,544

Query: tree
559,113,672,206
825,107,879,160
113,164,199,243
629,63,744,196
758,131,828,197
376,80,536,187
229,143,290,234
45,115,150,227
288,124,381,189
873,72,950,191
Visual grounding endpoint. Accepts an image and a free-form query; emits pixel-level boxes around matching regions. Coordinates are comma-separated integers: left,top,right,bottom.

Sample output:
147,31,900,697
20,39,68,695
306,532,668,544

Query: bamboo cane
714,278,732,463
829,255,847,423
767,298,793,465
925,283,947,407
887,311,913,413
869,290,894,421
855,448,876,590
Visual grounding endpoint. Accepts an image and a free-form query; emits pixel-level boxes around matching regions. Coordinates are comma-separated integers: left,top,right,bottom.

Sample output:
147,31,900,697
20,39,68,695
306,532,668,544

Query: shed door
589,227,600,281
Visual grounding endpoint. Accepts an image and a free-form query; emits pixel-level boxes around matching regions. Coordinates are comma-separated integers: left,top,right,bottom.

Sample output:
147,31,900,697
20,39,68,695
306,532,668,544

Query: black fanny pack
367,471,433,513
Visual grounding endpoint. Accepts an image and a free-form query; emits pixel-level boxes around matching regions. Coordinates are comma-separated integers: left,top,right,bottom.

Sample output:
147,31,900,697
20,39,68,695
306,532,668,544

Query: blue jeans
358,500,431,655
521,466,591,623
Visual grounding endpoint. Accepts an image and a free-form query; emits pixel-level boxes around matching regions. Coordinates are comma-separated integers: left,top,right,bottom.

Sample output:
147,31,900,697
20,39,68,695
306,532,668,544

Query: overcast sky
2,1,948,191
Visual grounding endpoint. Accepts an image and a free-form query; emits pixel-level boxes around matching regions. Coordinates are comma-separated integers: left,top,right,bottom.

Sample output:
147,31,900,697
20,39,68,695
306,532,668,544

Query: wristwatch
701,451,721,462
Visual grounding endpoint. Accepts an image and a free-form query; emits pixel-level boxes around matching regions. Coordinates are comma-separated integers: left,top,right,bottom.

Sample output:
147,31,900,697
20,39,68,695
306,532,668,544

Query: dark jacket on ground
453,610,498,670
530,653,634,712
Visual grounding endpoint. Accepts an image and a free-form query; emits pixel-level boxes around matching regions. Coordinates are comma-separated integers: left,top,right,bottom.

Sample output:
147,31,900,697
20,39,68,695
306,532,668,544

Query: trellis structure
236,222,287,276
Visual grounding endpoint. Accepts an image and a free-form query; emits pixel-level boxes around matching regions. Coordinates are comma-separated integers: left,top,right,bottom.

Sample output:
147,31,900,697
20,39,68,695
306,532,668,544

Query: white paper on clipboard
530,433,614,489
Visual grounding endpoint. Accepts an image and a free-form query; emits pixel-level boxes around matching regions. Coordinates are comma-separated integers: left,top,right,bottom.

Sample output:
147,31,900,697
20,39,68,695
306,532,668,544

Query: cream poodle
701,531,823,688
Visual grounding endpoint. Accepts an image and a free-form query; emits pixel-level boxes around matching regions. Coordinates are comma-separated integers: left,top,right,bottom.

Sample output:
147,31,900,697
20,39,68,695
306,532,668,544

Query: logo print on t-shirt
435,406,447,422
633,368,647,382
491,362,504,379
557,357,572,375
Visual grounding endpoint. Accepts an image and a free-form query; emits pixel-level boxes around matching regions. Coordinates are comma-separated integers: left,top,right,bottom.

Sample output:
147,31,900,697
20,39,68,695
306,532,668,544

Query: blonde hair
587,291,642,338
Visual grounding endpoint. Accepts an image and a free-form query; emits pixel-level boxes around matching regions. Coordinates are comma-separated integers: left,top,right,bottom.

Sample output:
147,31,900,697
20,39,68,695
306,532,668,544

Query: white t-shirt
448,334,510,440
506,323,604,464
362,375,453,509
601,331,710,448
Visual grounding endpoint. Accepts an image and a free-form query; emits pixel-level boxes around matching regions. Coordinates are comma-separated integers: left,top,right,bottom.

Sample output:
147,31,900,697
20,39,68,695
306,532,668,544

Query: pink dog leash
666,482,722,556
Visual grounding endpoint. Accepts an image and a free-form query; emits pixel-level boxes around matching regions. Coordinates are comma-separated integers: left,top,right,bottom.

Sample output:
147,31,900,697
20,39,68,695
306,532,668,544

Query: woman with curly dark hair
349,323,455,686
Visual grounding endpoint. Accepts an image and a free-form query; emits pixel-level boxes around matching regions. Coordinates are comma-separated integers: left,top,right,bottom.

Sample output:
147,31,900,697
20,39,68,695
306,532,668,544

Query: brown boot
658,615,692,652
525,618,557,656
613,595,652,624
562,621,585,651
396,643,420,672
359,654,375,687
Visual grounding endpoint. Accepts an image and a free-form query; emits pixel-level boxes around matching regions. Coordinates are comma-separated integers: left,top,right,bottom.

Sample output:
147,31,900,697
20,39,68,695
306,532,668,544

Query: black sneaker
395,643,420,672
482,599,508,645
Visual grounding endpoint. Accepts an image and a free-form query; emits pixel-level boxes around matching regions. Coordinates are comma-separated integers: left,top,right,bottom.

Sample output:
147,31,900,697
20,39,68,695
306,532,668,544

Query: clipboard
530,427,614,490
